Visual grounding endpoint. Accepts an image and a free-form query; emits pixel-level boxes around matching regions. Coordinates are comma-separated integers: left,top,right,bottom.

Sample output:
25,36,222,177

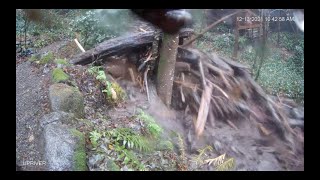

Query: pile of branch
175,47,299,148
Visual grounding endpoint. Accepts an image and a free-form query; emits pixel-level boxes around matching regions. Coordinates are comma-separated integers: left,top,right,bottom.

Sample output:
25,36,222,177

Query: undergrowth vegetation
87,109,178,171
87,66,126,105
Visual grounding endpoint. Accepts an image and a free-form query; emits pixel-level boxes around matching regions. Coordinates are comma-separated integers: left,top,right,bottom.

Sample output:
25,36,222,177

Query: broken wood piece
110,87,117,100
208,106,215,128
74,38,85,52
184,104,190,115
211,98,224,117
138,51,153,71
173,80,199,92
180,73,186,103
198,60,206,88
207,79,229,99
258,123,271,136
128,68,136,85
195,83,214,137
139,28,147,32
203,61,232,76
226,120,238,130
220,72,232,90
144,65,150,102
208,52,234,73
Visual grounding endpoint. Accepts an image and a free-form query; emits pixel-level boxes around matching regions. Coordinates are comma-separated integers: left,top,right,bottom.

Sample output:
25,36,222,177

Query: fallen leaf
108,144,114,150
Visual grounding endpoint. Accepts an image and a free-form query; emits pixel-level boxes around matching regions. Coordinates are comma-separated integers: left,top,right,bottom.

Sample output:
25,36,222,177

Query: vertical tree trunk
157,33,179,107
277,11,281,46
200,9,207,31
255,10,267,81
233,26,239,59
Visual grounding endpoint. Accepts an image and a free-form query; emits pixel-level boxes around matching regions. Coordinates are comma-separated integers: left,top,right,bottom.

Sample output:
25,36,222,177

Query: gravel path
16,60,49,171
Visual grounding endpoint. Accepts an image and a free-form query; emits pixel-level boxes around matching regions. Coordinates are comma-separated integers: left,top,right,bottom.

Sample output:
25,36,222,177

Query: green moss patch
55,58,70,65
52,68,69,83
40,52,54,64
70,129,87,171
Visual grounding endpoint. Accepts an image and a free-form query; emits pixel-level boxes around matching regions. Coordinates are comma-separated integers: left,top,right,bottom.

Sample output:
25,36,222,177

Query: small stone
28,134,34,142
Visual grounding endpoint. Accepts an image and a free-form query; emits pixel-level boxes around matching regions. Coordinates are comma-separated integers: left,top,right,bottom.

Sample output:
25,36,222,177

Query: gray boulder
49,83,84,118
40,111,76,128
42,123,87,171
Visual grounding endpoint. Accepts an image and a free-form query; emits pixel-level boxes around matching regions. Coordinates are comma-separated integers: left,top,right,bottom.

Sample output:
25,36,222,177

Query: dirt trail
16,59,50,171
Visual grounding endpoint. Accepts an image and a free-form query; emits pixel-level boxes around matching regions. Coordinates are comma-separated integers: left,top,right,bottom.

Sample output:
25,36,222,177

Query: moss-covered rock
43,123,87,171
40,52,54,64
70,129,87,171
49,83,84,118
52,68,69,83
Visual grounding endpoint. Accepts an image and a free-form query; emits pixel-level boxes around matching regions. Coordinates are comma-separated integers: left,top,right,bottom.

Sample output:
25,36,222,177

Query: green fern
205,153,235,171
137,109,163,139
109,128,152,152
216,158,235,171
114,142,146,171
177,133,186,162
87,66,103,76
96,70,107,81
191,145,213,166
89,130,102,148
157,140,174,151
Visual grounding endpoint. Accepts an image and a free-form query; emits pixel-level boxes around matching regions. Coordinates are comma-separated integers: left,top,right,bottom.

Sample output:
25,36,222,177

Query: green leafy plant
204,153,235,171
177,133,186,162
137,109,163,139
89,130,102,148
191,145,213,166
114,142,146,171
96,70,107,81
87,66,103,76
69,10,132,49
108,128,152,152
87,66,125,104
157,140,174,151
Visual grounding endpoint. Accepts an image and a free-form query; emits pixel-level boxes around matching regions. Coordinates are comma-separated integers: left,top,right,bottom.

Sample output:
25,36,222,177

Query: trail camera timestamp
237,16,295,22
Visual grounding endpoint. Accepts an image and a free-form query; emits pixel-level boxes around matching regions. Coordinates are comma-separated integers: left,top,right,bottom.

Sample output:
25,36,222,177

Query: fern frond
204,153,226,166
197,145,213,157
177,133,186,161
191,145,214,166
137,109,163,139
108,128,152,152
216,158,235,171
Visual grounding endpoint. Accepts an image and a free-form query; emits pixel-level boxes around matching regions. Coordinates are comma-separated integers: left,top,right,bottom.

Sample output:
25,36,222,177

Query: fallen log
71,28,196,66
71,31,158,65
